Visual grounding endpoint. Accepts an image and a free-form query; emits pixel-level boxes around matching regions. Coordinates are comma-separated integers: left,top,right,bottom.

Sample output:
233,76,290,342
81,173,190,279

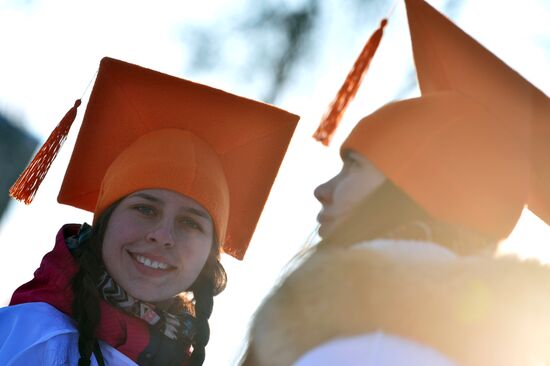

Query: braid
188,235,227,366
72,246,102,366
71,202,119,366
188,277,214,366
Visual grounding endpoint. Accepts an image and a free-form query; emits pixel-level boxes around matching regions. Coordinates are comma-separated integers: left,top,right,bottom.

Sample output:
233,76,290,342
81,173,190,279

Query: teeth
135,254,169,270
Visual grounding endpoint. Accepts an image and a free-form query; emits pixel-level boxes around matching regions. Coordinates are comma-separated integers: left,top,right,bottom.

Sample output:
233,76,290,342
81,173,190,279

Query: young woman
0,57,299,366
241,0,550,365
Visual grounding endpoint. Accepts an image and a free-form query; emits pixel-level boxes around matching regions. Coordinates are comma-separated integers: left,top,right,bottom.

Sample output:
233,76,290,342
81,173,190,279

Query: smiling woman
0,57,299,366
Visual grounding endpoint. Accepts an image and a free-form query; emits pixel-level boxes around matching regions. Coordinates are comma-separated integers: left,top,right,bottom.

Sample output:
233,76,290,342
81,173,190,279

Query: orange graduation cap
13,57,299,260
336,0,550,239
403,0,550,228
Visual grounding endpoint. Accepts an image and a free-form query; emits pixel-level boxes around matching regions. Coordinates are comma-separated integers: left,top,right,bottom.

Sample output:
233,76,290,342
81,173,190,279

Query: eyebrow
131,192,211,220
342,149,355,161
184,207,211,220
132,192,162,203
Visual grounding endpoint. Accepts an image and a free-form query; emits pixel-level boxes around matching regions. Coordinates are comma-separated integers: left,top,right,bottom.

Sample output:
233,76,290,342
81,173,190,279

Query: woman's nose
146,221,175,248
314,178,334,205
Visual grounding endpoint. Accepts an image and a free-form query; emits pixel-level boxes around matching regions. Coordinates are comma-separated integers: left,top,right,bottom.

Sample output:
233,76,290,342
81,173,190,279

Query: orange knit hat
339,0,550,239
12,57,299,259
343,92,528,239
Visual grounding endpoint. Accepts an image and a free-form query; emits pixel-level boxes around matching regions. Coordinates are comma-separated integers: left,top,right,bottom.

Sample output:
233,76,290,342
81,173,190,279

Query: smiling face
101,188,214,303
314,149,386,239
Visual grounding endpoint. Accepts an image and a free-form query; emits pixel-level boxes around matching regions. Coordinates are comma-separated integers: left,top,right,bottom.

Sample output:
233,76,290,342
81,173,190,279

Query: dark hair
186,231,227,366
71,199,227,366
318,180,498,256
71,202,116,366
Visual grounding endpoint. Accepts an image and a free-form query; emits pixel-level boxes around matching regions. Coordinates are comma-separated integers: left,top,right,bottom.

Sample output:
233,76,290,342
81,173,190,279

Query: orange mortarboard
13,57,299,259
339,0,550,239
403,0,550,228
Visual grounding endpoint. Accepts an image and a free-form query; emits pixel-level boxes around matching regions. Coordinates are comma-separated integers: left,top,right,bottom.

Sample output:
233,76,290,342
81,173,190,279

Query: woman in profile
242,0,550,365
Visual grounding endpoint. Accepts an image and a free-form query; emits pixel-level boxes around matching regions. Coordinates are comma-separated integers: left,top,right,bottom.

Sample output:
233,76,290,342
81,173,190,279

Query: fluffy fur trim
243,240,550,366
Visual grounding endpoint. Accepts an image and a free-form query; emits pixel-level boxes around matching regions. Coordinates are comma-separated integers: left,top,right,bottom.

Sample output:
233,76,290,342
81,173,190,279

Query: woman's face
102,189,214,303
314,149,386,238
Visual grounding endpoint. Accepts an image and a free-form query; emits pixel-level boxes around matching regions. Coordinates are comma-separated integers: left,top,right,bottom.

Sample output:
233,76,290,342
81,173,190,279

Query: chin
125,287,160,303
317,224,331,239
318,219,342,239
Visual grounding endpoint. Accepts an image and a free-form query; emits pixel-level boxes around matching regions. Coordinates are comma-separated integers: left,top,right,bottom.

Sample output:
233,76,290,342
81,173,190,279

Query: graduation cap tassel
313,18,388,146
9,99,82,204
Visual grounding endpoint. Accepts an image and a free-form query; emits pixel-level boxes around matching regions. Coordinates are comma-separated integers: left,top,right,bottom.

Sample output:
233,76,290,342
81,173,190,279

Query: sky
1,0,550,365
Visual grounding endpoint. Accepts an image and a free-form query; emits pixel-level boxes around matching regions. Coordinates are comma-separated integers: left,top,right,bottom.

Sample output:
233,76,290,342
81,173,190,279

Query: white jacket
0,302,137,366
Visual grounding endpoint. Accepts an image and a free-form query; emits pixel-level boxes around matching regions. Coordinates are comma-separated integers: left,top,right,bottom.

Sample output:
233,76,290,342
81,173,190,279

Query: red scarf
10,224,150,362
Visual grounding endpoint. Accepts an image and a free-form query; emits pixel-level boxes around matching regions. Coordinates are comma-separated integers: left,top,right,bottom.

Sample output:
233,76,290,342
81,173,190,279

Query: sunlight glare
498,208,550,264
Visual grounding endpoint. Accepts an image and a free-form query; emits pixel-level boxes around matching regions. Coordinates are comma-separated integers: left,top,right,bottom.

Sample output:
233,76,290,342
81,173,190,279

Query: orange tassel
9,99,81,204
313,18,388,146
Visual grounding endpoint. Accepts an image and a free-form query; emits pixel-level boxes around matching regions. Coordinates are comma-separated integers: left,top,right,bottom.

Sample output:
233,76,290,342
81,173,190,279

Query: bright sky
0,0,549,365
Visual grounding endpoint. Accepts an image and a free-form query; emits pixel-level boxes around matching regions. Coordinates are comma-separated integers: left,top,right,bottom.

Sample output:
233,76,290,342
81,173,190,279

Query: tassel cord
313,18,388,146
9,99,81,203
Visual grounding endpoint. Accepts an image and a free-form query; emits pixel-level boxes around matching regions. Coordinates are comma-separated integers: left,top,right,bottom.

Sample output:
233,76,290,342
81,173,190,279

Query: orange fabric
341,0,550,239
404,0,550,226
95,129,230,240
343,92,527,239
50,57,298,259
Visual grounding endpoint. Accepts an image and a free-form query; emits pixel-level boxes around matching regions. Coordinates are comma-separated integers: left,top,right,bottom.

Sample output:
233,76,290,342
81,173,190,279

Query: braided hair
188,233,227,366
71,199,227,366
71,201,118,366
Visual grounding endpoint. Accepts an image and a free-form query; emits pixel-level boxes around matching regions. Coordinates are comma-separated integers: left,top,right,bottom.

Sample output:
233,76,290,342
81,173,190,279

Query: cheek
193,241,212,271
332,176,367,209
332,173,382,212
102,229,123,256
102,216,143,265
101,227,125,272
105,215,145,245
178,237,212,275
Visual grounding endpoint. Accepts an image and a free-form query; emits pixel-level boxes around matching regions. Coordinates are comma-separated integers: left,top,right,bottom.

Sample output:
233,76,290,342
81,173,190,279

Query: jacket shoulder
0,302,78,365
0,302,138,366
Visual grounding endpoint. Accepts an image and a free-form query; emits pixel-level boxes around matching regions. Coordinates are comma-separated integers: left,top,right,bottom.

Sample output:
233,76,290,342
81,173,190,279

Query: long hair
71,201,117,366
71,199,226,366
318,180,498,256
186,231,227,366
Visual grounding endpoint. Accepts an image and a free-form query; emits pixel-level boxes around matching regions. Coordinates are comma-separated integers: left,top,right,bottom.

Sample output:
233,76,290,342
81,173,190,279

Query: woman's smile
127,250,175,276
133,253,170,270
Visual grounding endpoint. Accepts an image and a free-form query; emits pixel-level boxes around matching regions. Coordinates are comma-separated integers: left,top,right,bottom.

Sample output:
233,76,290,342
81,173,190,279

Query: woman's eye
344,156,359,168
342,151,361,169
134,205,156,216
179,217,203,232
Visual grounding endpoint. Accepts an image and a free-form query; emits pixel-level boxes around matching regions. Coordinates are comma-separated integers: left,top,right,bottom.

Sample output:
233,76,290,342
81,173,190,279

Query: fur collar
351,238,457,261
244,239,550,366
